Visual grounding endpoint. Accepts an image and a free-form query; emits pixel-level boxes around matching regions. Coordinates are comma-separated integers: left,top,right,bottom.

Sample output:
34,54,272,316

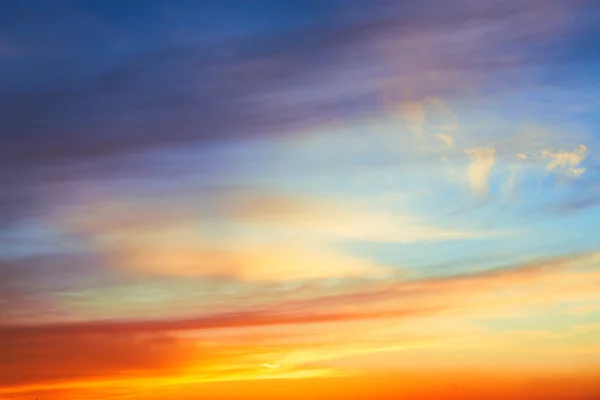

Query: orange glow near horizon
4,368,600,400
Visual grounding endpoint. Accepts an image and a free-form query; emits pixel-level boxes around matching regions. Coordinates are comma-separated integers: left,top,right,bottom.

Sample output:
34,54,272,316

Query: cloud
58,193,394,281
358,96,594,202
427,97,458,149
0,330,193,387
501,153,532,199
1,249,600,396
54,191,506,281
503,163,523,199
228,192,500,243
567,302,600,316
541,144,589,179
1,0,595,226
0,253,106,323
396,97,457,152
402,101,425,137
280,250,600,325
3,251,598,337
464,148,496,195
435,133,455,148
113,241,389,281
498,143,592,201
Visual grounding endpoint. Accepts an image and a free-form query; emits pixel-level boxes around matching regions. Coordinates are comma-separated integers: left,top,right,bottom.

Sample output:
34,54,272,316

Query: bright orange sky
4,370,600,400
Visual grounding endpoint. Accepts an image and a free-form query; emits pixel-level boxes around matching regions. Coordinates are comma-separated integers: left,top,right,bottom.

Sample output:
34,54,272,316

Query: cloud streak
1,250,600,395
49,190,509,281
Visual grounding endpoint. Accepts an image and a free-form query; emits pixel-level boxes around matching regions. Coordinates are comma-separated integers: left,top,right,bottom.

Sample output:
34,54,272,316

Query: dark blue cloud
0,0,598,224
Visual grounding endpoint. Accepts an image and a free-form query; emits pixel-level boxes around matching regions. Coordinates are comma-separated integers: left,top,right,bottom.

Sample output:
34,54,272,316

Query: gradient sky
2,1,600,399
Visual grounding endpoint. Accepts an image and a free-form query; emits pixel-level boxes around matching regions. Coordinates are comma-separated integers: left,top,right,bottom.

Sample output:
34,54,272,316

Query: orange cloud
0,329,197,388
58,191,504,281
114,241,389,281
2,250,600,398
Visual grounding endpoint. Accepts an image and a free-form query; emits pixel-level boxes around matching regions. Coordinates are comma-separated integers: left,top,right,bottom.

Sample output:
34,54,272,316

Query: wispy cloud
402,101,426,137
541,144,589,180
229,192,500,243
1,250,600,395
53,191,508,281
114,241,390,281
464,148,496,196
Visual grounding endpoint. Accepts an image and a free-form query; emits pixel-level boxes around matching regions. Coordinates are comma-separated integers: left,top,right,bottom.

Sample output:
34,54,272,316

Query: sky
1,0,600,399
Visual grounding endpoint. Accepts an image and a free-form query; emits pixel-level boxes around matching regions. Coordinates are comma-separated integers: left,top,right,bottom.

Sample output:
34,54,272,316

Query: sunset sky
2,1,600,399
